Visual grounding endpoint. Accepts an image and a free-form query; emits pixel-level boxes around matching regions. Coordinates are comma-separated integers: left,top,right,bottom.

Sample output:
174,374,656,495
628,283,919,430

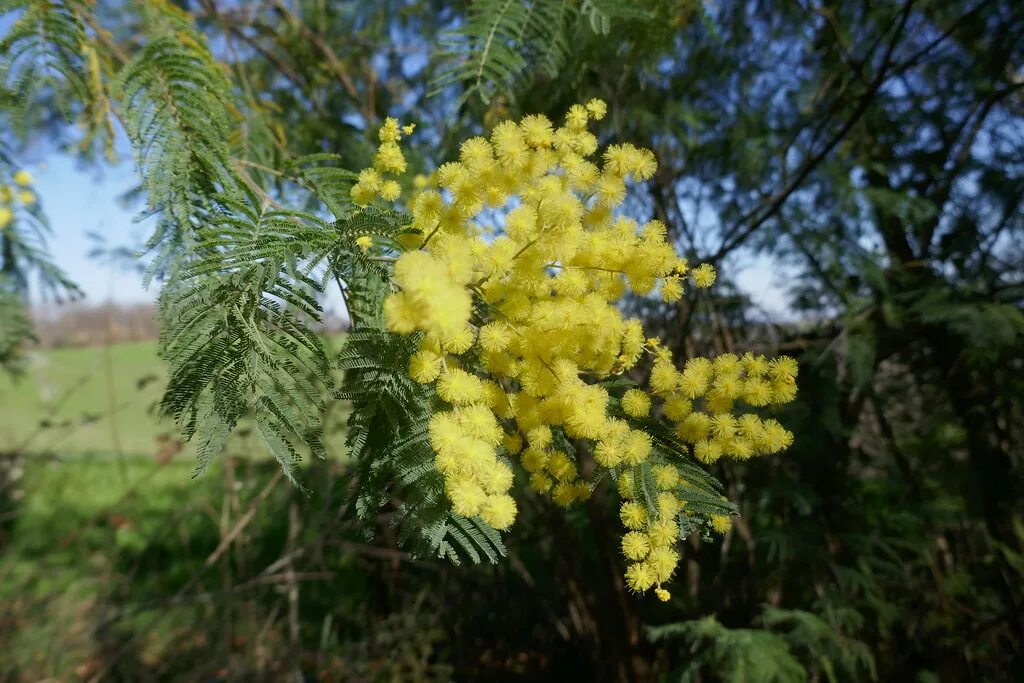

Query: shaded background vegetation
1,0,1022,680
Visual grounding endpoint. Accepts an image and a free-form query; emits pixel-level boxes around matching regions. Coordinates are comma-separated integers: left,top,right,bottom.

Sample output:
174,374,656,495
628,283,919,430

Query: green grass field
0,337,348,460
0,340,362,680
0,340,171,457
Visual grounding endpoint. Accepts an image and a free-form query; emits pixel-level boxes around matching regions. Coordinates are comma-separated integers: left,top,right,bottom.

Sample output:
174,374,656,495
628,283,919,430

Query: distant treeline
30,302,159,348
29,302,348,348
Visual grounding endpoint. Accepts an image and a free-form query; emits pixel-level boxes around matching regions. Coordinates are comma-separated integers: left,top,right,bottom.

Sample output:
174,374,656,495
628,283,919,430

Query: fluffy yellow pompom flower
619,501,648,530
355,235,374,252
17,191,35,206
648,547,680,583
710,514,733,534
585,98,607,120
689,263,716,288
13,170,32,186
0,206,12,229
647,518,679,548
655,587,671,602
437,368,486,405
622,430,652,465
621,389,651,417
652,464,680,490
409,350,442,383
448,478,486,517
660,276,683,302
379,180,401,201
622,531,651,560
625,562,656,592
481,494,517,529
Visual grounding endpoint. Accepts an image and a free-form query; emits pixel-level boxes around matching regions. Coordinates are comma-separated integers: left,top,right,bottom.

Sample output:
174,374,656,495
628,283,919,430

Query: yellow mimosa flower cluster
0,170,36,229
352,101,798,598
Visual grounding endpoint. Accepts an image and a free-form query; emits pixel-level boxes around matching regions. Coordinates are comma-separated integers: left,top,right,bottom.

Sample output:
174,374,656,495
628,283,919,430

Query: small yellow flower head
652,464,680,490
350,182,377,206
478,321,512,352
529,472,553,494
625,562,656,592
650,360,679,393
618,471,637,499
585,98,607,120
0,206,12,228
694,439,722,464
379,180,401,201
689,263,716,288
661,276,683,302
743,378,772,407
519,114,554,148
677,412,711,442
656,492,681,518
408,350,442,383
546,450,577,482
621,389,651,418
402,123,416,136
593,438,623,467
527,425,553,449
769,355,799,380
712,353,741,377
654,587,671,602
503,431,523,455
743,352,770,377
374,141,407,174
565,104,589,130
13,170,32,186
770,378,798,404
448,478,486,517
621,531,651,560
444,328,475,354
551,482,578,507
520,447,549,473
622,430,652,465
17,191,35,206
648,547,680,582
457,404,502,444
619,501,648,529
710,413,737,439
481,494,517,529
355,235,374,252
663,394,692,421
647,518,679,547
710,514,733,534
379,117,402,143
437,368,486,405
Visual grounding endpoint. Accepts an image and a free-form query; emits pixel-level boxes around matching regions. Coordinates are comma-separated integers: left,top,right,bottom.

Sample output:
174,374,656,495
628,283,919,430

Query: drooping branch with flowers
345,101,797,598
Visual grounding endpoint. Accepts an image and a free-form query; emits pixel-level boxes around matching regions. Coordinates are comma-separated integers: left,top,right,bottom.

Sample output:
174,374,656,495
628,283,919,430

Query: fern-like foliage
0,0,92,124
647,605,876,682
158,190,336,482
0,275,34,375
113,31,235,265
339,327,507,565
433,0,658,104
433,0,574,105
625,412,736,533
321,207,507,564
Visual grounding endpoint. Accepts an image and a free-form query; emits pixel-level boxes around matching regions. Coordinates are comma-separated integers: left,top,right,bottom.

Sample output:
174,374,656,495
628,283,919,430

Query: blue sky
28,150,153,305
